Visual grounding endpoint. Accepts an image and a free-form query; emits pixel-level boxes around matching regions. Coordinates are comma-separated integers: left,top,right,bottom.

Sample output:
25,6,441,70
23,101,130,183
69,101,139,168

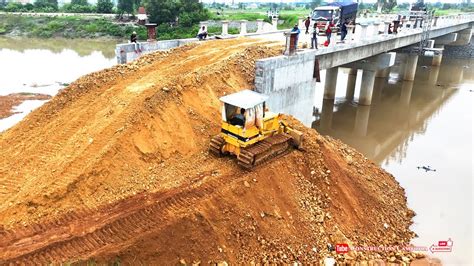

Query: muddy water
0,37,117,131
306,56,472,265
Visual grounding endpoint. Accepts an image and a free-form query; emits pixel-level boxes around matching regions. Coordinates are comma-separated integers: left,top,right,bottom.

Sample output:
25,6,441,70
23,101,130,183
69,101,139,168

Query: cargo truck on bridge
311,1,358,35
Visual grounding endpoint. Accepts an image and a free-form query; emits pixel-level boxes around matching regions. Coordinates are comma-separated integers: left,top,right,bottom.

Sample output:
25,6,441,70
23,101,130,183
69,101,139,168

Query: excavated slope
0,39,419,264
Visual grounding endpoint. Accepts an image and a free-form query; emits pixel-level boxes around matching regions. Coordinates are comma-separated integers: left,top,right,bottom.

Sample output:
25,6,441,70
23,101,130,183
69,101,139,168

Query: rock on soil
0,39,419,264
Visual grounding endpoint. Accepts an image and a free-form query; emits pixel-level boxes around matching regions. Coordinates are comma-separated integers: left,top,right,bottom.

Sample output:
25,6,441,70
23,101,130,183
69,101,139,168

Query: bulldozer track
237,133,292,169
0,171,235,264
209,135,225,156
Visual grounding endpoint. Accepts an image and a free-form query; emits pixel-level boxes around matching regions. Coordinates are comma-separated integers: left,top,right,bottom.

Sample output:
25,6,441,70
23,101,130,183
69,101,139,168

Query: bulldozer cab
210,90,304,169
220,90,268,131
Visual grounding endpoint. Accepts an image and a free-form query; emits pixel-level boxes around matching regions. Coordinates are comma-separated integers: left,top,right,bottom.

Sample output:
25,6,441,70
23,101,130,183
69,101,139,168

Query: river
0,37,117,131
309,55,473,265
0,37,472,264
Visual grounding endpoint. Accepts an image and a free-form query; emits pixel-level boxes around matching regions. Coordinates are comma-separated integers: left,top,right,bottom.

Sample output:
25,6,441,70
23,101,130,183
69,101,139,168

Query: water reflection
0,37,118,58
311,58,468,162
0,37,116,94
0,37,117,132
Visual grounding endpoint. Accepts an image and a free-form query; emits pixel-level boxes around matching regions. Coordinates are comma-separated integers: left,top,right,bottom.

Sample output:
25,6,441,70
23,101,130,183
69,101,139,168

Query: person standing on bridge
311,23,319,49
304,16,311,34
291,24,301,49
325,20,335,46
341,19,348,42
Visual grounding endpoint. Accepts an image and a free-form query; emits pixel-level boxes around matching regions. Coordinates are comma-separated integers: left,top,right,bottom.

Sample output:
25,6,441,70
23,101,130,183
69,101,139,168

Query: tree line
0,0,210,28
0,0,115,13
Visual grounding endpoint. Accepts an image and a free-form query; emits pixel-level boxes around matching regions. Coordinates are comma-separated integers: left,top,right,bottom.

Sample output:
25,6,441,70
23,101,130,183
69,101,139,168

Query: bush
61,3,96,13
4,2,23,12
46,20,65,31
97,0,113,13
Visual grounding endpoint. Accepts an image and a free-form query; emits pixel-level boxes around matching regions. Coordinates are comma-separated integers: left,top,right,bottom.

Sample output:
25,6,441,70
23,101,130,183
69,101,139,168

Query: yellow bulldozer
209,90,304,169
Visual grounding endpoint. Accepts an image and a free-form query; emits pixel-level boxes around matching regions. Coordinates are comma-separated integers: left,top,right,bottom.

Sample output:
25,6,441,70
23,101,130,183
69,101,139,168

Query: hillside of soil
0,38,419,264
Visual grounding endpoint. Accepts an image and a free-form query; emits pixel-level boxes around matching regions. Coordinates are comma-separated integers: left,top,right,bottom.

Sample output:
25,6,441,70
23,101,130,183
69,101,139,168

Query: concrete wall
115,29,287,64
255,49,316,94
115,38,198,64
255,50,317,117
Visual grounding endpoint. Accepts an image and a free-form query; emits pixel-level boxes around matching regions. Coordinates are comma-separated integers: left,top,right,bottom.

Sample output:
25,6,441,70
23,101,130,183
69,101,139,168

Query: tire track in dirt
0,163,242,263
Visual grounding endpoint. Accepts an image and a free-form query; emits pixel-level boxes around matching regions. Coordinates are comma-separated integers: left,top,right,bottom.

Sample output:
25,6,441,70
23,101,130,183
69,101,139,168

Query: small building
137,6,148,25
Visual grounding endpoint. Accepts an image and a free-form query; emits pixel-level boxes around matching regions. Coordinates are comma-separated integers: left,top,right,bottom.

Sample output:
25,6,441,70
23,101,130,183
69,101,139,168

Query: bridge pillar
346,69,357,101
451,28,473,46
403,54,418,81
320,99,335,132
341,52,396,105
221,20,229,35
354,105,371,136
359,70,376,105
375,67,390,78
324,67,339,99
432,45,444,66
272,17,279,31
256,19,264,33
239,20,248,35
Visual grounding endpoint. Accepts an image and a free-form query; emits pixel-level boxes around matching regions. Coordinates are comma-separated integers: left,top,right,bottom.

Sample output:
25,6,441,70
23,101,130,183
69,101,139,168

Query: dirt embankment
0,38,419,264
0,93,51,119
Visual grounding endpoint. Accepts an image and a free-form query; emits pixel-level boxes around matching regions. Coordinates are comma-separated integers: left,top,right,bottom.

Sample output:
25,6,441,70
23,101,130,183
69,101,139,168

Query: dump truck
209,90,303,169
311,1,358,35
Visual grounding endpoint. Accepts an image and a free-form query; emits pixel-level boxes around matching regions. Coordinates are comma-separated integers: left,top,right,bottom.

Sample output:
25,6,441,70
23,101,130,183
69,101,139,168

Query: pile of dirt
0,93,51,119
0,39,419,264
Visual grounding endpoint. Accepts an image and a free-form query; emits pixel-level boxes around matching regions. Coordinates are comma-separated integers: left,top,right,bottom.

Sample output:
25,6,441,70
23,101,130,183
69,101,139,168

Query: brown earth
0,38,421,264
0,93,52,119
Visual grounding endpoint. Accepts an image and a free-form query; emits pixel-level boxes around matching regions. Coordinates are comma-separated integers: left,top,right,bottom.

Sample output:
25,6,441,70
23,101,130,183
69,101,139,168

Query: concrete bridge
115,13,473,112
255,13,474,112
312,58,464,163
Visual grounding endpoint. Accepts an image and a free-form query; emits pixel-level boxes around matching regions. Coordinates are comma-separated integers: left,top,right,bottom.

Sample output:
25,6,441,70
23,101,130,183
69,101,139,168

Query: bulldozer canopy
219,90,268,109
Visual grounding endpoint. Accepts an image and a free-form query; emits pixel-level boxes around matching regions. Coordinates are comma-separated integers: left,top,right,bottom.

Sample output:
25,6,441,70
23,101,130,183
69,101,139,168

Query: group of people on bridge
291,16,353,50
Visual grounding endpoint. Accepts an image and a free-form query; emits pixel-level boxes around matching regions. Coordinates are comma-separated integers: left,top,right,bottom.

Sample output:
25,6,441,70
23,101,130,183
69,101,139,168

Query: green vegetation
144,0,210,27
1,0,472,42
0,15,146,39
207,7,311,30
0,14,240,41
96,0,114,14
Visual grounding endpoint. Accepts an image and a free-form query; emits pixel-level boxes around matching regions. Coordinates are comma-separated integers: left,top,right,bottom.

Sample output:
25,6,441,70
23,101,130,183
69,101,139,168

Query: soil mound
0,39,418,264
